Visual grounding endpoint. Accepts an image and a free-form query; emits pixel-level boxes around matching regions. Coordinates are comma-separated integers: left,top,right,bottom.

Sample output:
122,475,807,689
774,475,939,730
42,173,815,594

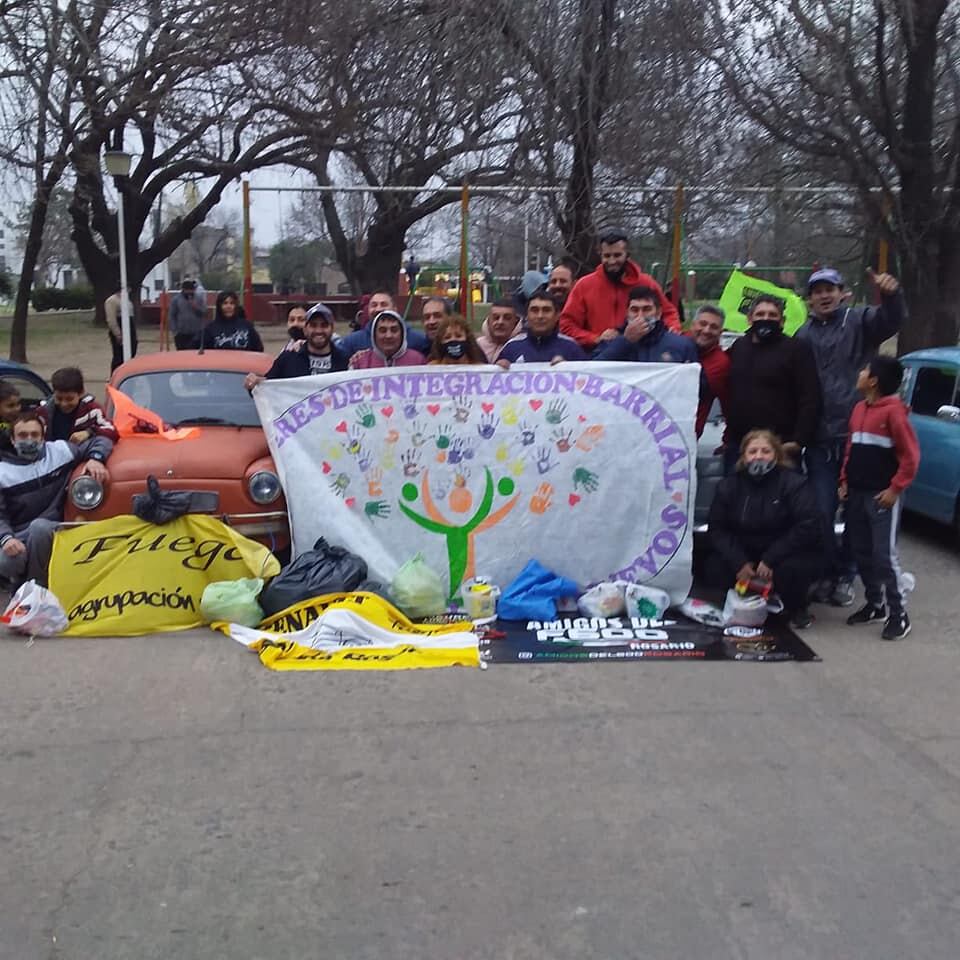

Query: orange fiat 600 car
63,351,289,551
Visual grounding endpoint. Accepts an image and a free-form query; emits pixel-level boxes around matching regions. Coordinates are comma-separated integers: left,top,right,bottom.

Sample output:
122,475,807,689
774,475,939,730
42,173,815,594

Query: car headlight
70,476,104,510
248,470,281,505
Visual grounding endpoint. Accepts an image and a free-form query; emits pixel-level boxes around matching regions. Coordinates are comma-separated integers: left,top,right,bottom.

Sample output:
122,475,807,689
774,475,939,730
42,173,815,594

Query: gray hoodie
795,290,905,441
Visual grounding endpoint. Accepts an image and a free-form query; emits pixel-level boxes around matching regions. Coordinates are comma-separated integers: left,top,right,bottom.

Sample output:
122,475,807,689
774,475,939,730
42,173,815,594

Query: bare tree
62,1,327,321
260,1,529,293
701,0,960,350
0,1,89,359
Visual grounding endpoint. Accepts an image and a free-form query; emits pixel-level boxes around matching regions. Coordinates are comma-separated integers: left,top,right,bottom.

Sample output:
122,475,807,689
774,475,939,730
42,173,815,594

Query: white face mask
746,458,775,478
14,438,43,460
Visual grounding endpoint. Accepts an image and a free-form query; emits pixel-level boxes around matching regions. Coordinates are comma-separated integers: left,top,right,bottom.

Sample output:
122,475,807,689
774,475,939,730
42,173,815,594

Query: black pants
846,489,905,615
109,328,138,372
174,332,196,350
705,550,823,615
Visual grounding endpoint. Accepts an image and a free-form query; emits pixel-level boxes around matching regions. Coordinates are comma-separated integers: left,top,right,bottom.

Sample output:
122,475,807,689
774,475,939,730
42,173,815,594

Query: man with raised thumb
796,265,905,607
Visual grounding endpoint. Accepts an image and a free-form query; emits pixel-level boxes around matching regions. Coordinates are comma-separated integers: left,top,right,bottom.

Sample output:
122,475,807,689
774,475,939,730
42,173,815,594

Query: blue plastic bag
498,560,579,621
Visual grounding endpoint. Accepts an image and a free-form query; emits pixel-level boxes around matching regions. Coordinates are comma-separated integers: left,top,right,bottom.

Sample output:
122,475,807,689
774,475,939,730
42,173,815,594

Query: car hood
105,427,271,482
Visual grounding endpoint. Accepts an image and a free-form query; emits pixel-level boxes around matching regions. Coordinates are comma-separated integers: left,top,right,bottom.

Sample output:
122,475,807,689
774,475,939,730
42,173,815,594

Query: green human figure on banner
399,467,520,597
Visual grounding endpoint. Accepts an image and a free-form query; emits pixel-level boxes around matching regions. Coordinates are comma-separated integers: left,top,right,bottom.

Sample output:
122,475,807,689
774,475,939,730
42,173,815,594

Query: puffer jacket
795,290,905,441
0,435,112,542
707,466,821,570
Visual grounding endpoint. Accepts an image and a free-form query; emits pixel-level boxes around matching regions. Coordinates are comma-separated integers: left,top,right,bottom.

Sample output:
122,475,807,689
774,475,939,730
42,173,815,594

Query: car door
902,360,960,523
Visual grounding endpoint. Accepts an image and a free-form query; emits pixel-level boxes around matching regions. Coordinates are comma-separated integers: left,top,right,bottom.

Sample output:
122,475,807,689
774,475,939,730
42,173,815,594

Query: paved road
2,517,959,960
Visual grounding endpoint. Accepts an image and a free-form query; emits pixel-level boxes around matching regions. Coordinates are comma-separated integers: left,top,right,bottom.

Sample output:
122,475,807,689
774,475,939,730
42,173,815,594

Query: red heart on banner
482,402,495,414
427,404,441,416
381,406,394,418
576,378,586,389
578,415,587,423
322,461,332,474
362,384,373,395
568,493,581,506
673,492,684,503
529,400,543,411
335,421,348,433
345,497,356,508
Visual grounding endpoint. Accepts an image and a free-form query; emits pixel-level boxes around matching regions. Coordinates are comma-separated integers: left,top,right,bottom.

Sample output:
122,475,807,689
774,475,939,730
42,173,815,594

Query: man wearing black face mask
723,295,821,474
0,412,112,587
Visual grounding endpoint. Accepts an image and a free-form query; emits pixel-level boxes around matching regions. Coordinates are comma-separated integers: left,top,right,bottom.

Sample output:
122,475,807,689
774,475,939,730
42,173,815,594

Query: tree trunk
556,0,617,276
898,239,960,355
9,156,70,363
353,222,407,294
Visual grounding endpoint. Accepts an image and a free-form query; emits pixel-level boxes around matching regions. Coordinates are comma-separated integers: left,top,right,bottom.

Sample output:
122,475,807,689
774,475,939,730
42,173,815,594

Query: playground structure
145,181,892,348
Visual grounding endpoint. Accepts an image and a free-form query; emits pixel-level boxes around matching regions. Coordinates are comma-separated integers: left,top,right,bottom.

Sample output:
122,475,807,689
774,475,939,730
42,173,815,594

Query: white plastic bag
680,597,725,628
722,588,768,627
578,582,626,618
1,580,68,636
623,584,671,619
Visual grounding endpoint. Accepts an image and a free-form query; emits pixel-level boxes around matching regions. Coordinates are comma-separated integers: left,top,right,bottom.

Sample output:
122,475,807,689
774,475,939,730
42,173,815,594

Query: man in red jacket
687,305,731,437
559,228,679,351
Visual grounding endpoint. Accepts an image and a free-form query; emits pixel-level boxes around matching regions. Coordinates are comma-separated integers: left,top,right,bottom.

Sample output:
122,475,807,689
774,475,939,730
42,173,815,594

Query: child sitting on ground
0,380,21,448
839,355,919,640
38,367,119,444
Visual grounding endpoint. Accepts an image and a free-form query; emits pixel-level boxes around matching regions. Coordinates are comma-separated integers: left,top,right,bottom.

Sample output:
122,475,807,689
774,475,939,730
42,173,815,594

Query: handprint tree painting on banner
255,363,699,603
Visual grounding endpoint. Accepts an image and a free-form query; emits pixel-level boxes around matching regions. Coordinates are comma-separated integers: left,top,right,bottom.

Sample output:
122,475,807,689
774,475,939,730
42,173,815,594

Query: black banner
479,615,819,663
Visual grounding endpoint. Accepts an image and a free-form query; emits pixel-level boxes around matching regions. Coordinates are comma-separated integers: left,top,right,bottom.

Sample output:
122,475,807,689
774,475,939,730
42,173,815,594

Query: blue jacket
795,290,905,441
339,325,430,358
594,324,699,363
498,328,586,364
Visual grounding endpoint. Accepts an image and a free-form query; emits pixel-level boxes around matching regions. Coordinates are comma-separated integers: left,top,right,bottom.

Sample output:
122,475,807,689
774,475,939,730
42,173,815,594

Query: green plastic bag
200,578,265,627
390,554,447,618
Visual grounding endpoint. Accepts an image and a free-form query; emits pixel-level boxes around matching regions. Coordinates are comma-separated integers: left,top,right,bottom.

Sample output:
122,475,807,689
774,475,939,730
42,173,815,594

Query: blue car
0,359,52,409
899,347,960,534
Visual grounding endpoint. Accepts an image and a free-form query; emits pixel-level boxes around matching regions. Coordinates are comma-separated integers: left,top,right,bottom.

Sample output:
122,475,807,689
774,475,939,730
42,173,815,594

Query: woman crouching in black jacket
706,429,823,629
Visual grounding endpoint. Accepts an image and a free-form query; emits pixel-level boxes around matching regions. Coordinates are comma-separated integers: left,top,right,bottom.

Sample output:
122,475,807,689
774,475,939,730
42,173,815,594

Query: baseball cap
807,268,844,290
305,303,334,324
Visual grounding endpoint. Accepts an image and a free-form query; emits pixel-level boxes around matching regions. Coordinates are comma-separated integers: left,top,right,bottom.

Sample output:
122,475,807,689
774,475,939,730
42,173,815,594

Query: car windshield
116,370,261,427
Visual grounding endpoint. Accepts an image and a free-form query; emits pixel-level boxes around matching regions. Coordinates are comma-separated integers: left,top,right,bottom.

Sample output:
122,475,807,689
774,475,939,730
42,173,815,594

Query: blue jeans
804,440,856,581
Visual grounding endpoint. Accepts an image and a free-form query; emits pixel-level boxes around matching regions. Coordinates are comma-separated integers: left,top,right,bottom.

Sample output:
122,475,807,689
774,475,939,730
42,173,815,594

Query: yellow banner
50,515,280,636
214,592,479,670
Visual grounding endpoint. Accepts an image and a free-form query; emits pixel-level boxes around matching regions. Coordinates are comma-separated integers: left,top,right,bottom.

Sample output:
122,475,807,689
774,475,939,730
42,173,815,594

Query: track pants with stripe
846,489,905,616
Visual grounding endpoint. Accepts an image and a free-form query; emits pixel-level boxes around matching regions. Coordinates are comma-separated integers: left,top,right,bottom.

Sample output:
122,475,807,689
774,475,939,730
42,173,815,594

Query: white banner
254,363,698,604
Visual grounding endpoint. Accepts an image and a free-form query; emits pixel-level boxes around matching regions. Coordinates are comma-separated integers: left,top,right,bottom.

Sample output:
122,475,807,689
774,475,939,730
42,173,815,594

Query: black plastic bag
259,537,368,616
132,475,219,525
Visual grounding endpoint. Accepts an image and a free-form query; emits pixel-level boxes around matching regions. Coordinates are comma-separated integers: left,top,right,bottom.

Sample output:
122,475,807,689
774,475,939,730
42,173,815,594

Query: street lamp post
103,150,133,363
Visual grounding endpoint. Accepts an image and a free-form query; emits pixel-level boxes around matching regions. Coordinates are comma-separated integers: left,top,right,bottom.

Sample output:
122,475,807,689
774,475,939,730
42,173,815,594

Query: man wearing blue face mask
723,295,822,474
0,412,112,587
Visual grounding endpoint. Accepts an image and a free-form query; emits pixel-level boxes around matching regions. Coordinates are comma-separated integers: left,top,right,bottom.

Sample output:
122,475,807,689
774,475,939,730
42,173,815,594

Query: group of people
0,368,117,585
2,230,919,644
701,267,916,639
234,229,917,640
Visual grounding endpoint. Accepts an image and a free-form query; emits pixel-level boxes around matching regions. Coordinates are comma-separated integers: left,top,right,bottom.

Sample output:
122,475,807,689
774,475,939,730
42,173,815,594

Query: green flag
718,270,808,336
